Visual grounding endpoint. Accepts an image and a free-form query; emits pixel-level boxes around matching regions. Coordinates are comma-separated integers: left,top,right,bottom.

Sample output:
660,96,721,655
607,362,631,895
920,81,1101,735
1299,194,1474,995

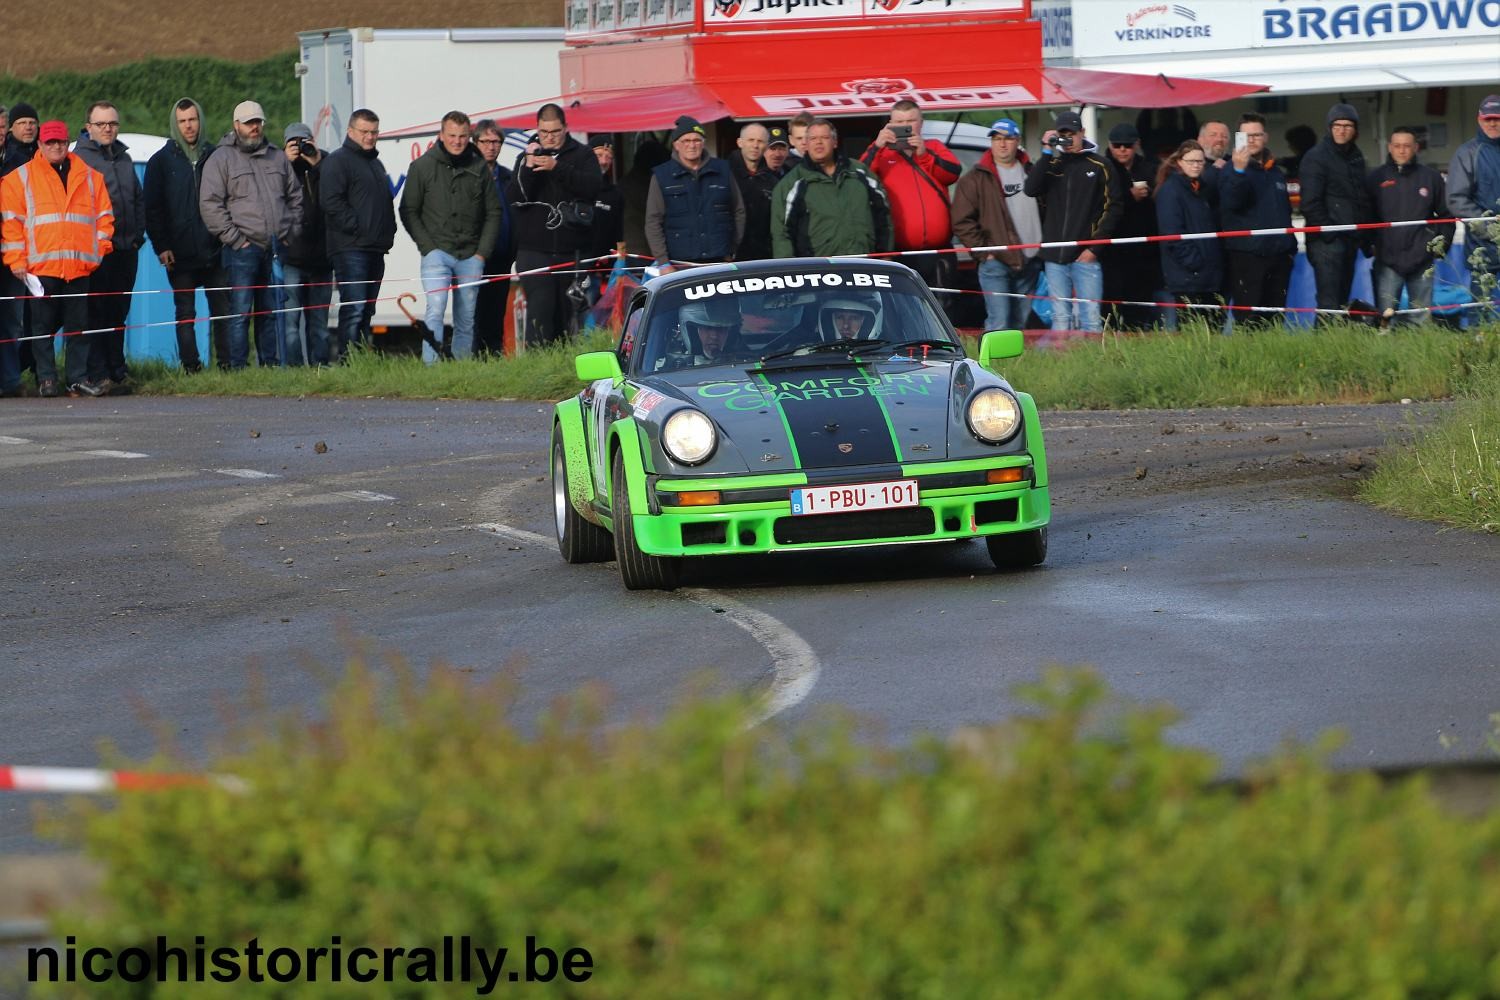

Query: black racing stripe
763,367,899,468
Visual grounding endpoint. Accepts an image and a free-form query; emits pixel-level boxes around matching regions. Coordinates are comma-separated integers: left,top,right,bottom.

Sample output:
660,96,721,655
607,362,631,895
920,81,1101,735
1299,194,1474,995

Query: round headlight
967,388,1022,444
662,409,718,465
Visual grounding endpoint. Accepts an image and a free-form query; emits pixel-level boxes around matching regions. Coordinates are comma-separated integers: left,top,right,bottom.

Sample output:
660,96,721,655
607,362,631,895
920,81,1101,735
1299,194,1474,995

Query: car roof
644,257,919,294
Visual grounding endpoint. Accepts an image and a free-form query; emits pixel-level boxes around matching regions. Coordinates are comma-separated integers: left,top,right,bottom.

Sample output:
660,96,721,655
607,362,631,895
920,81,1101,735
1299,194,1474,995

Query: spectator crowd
1,90,1497,398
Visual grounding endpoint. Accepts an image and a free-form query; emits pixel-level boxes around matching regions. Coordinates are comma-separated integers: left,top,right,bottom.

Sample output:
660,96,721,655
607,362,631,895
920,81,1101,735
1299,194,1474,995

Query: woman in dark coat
1154,141,1223,330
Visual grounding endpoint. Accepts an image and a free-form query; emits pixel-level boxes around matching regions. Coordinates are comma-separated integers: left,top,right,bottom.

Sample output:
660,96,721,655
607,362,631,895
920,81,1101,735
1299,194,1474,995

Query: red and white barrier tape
927,286,1489,319
0,254,637,347
0,764,246,794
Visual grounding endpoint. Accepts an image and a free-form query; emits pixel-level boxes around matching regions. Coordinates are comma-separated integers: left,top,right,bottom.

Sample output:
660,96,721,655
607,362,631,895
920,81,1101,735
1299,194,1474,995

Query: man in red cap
1,120,115,397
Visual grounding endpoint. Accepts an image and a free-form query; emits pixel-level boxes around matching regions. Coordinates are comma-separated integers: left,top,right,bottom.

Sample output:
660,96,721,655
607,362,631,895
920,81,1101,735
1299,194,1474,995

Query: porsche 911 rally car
550,258,1049,590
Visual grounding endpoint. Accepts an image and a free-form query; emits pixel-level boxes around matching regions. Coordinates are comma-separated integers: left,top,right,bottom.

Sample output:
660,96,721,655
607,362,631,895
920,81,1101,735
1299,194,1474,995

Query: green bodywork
553,377,1050,559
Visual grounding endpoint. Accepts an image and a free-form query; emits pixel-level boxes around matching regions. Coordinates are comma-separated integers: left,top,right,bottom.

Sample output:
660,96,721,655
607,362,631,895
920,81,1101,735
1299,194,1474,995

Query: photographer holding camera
281,123,333,365
507,103,602,348
860,99,961,294
1023,110,1123,333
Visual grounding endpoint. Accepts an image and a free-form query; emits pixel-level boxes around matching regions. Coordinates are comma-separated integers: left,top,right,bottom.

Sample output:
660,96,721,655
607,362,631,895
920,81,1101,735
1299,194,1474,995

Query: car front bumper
631,457,1050,557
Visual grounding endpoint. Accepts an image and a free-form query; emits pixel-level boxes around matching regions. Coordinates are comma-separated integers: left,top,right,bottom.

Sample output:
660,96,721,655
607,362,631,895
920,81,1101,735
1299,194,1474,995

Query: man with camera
280,123,333,365
507,103,603,348
645,116,744,269
860,99,961,292
1023,110,1123,333
400,111,501,363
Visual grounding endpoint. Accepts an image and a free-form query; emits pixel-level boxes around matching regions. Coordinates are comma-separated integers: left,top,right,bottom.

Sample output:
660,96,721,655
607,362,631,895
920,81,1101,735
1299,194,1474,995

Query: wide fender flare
608,418,653,520
1017,391,1048,488
553,399,602,526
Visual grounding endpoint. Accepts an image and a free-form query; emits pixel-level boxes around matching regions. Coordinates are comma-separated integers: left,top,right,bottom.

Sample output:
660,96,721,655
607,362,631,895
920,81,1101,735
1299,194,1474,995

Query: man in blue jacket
644,116,745,268
144,98,222,372
320,108,397,360
1217,114,1296,329
1447,94,1500,320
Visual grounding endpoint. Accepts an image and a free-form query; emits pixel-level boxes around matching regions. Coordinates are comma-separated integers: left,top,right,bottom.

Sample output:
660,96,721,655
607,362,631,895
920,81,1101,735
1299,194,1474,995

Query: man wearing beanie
1,102,38,177
1099,121,1161,329
144,98,223,372
1298,102,1373,322
1447,94,1500,319
645,115,744,268
1,120,114,397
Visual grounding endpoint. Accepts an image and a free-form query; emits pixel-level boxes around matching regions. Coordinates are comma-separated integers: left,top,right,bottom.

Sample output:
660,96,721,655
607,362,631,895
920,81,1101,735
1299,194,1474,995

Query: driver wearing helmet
680,298,741,365
819,293,880,342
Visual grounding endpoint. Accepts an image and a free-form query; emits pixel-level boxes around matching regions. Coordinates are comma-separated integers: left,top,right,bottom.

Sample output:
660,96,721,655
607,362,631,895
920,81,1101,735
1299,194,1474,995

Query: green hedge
35,667,1500,998
0,52,300,145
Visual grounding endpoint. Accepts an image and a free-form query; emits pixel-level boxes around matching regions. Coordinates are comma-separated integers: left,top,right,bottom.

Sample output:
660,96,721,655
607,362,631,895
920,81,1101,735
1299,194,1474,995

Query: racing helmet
819,293,881,341
680,298,741,354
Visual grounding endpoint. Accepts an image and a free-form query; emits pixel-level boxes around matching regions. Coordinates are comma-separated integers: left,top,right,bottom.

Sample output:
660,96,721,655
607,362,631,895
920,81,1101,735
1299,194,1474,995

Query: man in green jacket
771,118,892,259
399,111,502,362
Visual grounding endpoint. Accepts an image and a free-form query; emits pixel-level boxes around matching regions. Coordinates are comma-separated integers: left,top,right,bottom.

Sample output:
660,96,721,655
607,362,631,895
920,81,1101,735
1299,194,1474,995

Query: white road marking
471,521,550,546
83,450,148,459
681,588,822,725
465,513,823,724
332,490,396,502
0,435,30,444
212,468,281,480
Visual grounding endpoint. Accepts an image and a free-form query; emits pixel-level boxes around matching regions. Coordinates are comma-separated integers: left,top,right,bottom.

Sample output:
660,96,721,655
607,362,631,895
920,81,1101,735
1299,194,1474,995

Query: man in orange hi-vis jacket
1,119,114,397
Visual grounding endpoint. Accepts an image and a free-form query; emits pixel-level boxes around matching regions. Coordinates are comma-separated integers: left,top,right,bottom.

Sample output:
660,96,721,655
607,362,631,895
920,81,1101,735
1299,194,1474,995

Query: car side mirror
978,329,1024,370
575,351,623,383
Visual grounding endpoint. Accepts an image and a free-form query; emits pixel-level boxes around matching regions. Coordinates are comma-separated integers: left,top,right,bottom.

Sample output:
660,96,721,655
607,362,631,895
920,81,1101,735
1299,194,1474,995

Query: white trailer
295,27,564,334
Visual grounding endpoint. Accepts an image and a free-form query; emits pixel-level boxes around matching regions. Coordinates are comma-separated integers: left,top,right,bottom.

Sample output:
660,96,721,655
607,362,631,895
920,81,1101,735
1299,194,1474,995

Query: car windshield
636,267,960,374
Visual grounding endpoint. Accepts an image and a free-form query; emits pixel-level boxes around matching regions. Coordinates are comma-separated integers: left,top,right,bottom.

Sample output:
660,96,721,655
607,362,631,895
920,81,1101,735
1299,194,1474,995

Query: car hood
633,356,1011,475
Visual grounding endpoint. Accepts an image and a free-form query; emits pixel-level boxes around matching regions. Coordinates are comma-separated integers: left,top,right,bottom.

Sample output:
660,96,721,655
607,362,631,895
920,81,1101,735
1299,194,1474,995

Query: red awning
1041,68,1268,108
382,84,735,139
383,67,1267,139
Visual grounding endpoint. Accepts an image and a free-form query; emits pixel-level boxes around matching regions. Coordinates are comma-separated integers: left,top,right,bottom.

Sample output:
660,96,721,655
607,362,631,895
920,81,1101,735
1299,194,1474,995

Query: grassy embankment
29,666,1500,999
0,52,299,144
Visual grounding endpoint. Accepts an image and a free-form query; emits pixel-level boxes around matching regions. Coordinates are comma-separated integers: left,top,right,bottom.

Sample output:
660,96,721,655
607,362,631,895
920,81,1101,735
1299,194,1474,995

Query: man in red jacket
861,99,961,296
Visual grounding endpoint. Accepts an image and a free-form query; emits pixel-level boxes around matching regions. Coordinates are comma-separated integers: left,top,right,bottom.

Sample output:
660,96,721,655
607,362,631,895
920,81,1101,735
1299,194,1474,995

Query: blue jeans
1372,261,1433,327
282,263,334,364
1043,258,1103,333
420,249,485,362
223,242,286,368
332,250,386,359
977,256,1040,331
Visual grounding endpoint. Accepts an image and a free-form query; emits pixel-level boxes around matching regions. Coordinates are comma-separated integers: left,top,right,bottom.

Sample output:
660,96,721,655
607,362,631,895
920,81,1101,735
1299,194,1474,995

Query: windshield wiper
758,338,891,363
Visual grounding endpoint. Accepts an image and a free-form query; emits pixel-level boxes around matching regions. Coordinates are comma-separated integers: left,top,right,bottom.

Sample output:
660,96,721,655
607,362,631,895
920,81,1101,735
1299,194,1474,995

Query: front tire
552,430,611,564
987,526,1047,571
611,450,681,591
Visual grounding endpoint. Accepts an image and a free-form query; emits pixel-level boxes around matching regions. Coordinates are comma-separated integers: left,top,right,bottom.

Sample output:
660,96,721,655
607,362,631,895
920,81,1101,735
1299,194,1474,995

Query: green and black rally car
551,258,1049,590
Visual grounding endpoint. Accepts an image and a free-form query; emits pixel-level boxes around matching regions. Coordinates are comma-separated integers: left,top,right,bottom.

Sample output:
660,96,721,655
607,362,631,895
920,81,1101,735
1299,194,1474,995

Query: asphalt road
3,394,1499,854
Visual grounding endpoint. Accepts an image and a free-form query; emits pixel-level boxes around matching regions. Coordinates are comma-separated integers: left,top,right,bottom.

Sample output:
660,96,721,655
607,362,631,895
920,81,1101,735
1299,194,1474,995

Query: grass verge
1359,362,1500,532
126,320,1500,409
999,318,1500,409
31,665,1500,998
130,332,617,402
